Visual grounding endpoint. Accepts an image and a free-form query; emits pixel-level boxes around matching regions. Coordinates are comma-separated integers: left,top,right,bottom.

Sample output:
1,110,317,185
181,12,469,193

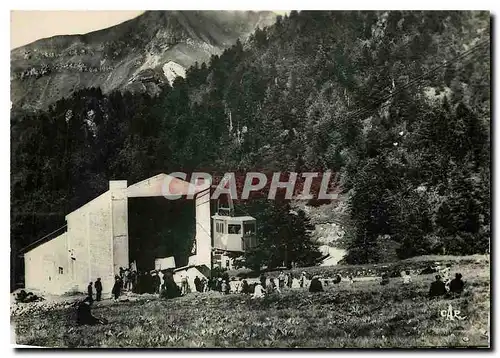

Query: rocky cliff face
11,10,277,111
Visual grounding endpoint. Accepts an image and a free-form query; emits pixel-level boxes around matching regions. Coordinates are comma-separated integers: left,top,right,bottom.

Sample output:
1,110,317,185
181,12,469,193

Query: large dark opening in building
128,197,196,272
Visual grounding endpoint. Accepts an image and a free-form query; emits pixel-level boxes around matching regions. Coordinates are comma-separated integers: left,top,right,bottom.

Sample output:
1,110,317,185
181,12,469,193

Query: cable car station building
22,174,256,295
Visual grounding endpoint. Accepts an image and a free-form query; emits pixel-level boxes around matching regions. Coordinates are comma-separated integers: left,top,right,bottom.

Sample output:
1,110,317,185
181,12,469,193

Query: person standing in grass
300,272,310,288
127,268,133,290
266,278,273,294
429,275,447,298
278,271,285,289
267,278,280,294
229,278,239,293
152,272,160,294
208,277,216,291
299,272,306,287
201,277,208,292
94,278,102,301
241,279,251,294
87,282,94,303
221,280,228,294
158,270,165,293
380,273,390,285
112,275,122,301
194,276,202,292
123,267,130,290
181,275,189,295
119,267,125,288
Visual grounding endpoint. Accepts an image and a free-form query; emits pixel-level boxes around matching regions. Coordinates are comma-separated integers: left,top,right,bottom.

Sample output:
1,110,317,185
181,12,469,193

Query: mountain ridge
11,10,278,111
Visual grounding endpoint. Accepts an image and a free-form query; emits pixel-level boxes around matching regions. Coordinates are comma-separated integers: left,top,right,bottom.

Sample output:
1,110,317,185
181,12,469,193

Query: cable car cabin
211,215,257,252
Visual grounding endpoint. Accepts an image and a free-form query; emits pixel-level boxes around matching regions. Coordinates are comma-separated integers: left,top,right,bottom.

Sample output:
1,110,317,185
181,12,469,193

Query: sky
10,10,291,50
10,11,145,49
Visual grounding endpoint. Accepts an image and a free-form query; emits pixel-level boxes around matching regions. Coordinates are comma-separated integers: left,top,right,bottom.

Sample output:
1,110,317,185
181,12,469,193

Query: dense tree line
11,11,490,281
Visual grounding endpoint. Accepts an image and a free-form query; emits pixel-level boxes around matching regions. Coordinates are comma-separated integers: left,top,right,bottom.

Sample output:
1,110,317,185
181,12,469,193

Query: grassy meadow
12,255,490,348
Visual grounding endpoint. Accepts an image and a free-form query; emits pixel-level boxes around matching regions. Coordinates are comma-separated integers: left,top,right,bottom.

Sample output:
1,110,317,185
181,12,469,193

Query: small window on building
226,260,230,268
58,267,64,274
216,221,224,233
228,224,241,234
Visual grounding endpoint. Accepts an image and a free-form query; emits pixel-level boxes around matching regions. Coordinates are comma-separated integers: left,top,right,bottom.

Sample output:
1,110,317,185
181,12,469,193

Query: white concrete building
24,181,128,295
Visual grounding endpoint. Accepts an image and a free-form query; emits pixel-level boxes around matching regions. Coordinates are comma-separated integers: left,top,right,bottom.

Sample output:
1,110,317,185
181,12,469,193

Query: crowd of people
381,264,466,298
85,267,176,303
76,263,467,325
84,263,468,305
117,267,163,295
195,271,341,298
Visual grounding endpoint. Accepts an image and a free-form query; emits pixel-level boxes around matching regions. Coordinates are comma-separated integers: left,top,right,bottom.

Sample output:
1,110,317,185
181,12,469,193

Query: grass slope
12,256,489,348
